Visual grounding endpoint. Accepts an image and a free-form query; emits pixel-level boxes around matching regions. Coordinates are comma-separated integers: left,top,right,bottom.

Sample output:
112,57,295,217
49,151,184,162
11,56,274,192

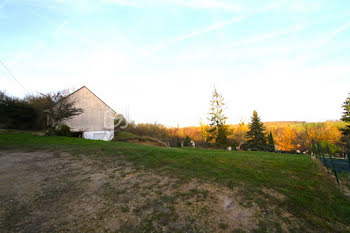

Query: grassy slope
113,131,168,147
1,131,349,232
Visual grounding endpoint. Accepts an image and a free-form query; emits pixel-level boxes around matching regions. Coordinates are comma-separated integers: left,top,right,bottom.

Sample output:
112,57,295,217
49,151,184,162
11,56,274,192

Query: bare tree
42,90,83,130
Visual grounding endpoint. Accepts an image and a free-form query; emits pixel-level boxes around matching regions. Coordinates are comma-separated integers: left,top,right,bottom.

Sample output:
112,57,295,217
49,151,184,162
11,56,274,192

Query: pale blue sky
1,0,350,126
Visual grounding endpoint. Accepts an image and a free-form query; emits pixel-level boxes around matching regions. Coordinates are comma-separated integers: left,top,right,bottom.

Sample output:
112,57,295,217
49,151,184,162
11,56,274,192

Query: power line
0,58,28,93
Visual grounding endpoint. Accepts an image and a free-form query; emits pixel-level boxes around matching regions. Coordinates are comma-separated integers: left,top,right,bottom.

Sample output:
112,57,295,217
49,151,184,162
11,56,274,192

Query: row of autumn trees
124,89,349,153
203,88,350,153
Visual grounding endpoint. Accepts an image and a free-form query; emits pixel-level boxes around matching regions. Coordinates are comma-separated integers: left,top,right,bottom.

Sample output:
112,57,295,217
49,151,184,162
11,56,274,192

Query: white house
62,86,116,141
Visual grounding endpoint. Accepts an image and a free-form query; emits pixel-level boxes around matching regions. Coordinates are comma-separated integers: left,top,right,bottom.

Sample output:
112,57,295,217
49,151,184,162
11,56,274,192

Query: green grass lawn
1,131,349,232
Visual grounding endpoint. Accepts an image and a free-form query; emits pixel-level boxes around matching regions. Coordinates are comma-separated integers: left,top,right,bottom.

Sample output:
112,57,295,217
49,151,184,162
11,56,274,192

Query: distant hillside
263,121,305,126
263,120,345,128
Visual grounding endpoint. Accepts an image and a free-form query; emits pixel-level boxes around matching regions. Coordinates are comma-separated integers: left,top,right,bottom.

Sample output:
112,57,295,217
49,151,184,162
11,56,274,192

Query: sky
1,0,350,127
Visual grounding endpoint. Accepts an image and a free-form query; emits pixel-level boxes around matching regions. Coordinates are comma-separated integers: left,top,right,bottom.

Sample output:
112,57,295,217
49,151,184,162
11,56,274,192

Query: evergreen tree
267,131,275,152
246,110,267,151
183,135,191,147
207,87,228,147
340,93,350,149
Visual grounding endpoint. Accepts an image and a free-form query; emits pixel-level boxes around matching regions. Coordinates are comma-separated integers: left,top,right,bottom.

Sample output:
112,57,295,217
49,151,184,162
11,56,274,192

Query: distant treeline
122,121,345,153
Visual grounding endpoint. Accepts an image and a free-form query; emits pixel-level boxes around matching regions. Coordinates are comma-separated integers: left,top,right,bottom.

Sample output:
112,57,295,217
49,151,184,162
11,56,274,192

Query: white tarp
83,131,114,141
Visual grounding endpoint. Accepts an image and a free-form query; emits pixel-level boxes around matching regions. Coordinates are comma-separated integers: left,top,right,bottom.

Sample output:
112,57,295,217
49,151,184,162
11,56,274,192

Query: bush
320,140,341,155
184,135,191,147
125,122,169,140
0,91,37,129
55,125,72,137
46,125,72,137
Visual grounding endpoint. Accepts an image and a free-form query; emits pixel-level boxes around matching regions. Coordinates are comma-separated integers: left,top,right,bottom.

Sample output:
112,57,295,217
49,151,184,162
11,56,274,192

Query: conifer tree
268,131,275,152
184,135,191,147
246,110,267,151
341,93,350,149
207,87,228,147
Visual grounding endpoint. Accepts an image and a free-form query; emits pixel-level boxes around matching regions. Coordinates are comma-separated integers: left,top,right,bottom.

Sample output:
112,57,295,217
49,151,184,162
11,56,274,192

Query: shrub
320,140,341,155
184,135,191,147
125,122,169,140
55,125,72,137
0,91,37,129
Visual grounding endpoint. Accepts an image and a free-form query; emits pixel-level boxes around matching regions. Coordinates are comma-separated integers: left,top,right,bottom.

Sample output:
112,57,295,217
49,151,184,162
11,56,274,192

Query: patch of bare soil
0,150,303,233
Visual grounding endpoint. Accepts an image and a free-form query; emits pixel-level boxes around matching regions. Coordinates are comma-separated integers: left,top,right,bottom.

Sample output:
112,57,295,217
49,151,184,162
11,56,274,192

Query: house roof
64,86,117,114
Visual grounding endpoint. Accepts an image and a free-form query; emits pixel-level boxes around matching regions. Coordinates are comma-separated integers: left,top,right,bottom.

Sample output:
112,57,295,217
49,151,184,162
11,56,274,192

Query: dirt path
0,150,301,233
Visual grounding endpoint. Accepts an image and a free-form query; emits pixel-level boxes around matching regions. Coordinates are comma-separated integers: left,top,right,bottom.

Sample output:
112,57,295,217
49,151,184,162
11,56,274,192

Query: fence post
317,142,327,170
317,143,323,162
327,146,339,184
320,145,327,165
312,140,317,158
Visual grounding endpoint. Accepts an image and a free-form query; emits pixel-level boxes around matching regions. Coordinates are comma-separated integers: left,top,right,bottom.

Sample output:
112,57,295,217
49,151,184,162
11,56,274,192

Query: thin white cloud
332,21,350,37
291,20,350,65
54,20,68,35
145,0,286,54
148,16,245,53
288,0,320,13
64,29,106,49
105,0,241,11
311,20,350,49
245,19,350,81
225,25,304,48
104,0,137,7
259,0,286,12
7,20,70,67
183,0,241,11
